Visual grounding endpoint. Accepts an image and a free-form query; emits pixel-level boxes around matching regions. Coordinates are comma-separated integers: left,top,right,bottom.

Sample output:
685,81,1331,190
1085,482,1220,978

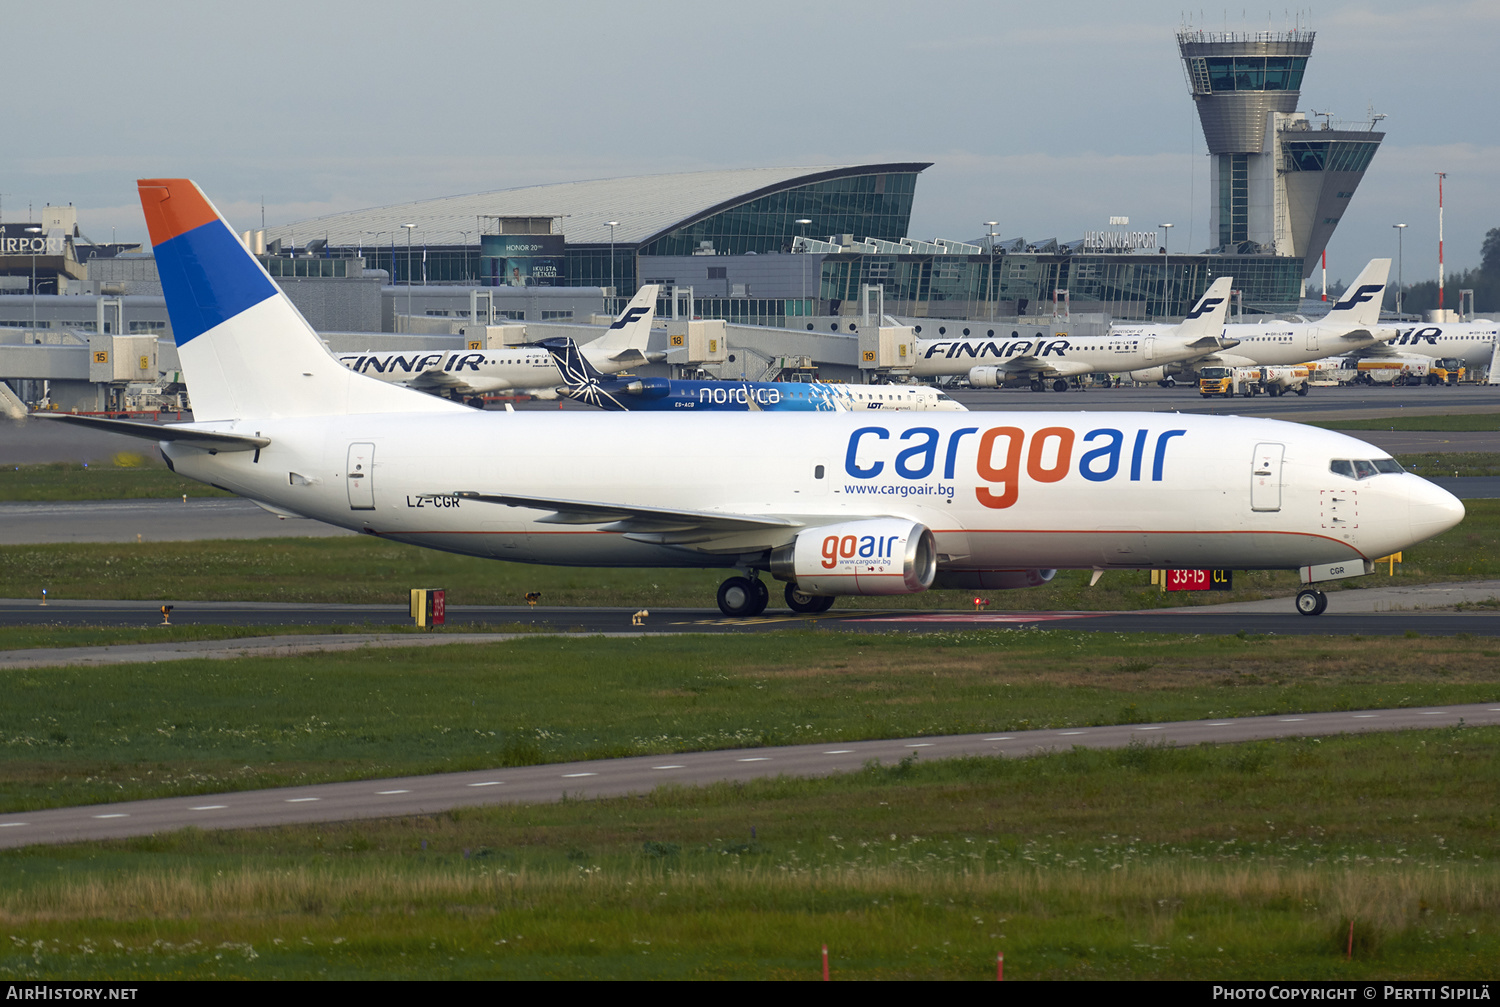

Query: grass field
3,499,1496,612
1,728,1496,979
0,457,232,502
3,631,1499,812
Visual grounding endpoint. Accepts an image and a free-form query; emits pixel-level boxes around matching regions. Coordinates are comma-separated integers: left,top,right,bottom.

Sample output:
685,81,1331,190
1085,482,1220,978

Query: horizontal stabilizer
35,413,269,452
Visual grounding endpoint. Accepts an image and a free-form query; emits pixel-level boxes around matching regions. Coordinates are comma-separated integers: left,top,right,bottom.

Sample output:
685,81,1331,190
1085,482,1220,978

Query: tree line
1381,226,1500,316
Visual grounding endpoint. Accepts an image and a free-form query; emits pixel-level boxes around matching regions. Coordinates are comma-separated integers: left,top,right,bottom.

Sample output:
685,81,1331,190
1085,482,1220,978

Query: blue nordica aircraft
540,337,967,412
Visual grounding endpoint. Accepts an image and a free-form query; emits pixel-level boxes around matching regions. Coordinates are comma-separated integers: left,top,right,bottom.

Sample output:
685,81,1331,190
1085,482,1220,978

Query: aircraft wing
34,413,269,452
405,371,479,394
454,491,806,551
999,357,1091,378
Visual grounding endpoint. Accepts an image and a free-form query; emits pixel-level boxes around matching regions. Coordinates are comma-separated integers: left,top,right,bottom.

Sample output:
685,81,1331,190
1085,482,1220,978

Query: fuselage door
1250,442,1284,512
347,442,376,511
1143,336,1155,362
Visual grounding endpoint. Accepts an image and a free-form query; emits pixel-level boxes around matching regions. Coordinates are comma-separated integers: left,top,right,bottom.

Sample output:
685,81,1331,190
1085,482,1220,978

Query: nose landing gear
1295,588,1328,616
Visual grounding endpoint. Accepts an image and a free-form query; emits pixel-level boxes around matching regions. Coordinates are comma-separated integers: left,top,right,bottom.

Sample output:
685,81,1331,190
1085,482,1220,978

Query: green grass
3,631,1499,812
1,728,1497,979
1395,452,1500,478
0,623,494,652
1311,414,1500,433
3,499,1496,610
0,458,232,502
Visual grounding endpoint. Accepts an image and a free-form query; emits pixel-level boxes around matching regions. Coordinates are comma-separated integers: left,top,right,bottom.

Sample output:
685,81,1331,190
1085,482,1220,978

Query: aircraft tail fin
138,179,461,421
582,284,660,365
1175,276,1234,338
1324,259,1391,328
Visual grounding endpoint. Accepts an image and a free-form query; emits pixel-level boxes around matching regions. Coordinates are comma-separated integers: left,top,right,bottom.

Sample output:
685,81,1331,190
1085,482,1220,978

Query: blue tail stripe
154,220,278,345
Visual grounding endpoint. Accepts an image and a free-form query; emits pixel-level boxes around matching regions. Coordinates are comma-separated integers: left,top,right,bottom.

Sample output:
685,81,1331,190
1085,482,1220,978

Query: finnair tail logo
610,306,650,330
1184,297,1224,320
1333,284,1384,311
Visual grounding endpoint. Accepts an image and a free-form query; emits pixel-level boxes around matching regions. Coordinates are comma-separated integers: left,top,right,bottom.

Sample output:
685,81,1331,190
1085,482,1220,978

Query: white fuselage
336,346,560,393
1207,318,1383,368
161,410,1459,576
911,332,1212,379
1367,321,1499,369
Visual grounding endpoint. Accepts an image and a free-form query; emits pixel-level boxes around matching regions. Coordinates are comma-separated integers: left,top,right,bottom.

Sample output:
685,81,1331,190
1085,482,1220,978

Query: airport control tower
1178,29,1384,278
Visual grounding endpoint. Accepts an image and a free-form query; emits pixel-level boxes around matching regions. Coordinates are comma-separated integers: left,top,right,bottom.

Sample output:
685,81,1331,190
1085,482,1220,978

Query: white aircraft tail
139,179,461,421
1323,259,1391,329
581,284,660,368
1175,276,1235,339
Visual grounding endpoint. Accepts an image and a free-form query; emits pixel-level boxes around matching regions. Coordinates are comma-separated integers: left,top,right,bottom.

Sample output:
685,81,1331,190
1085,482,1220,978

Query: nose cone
1407,476,1466,546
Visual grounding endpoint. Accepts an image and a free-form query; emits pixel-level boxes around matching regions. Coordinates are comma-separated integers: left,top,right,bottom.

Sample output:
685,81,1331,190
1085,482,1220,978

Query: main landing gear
1295,588,1328,616
714,575,835,616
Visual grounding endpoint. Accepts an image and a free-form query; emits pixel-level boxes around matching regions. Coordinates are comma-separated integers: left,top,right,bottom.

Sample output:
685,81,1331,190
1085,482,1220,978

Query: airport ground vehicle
44,179,1466,618
1428,358,1465,385
1198,365,1310,398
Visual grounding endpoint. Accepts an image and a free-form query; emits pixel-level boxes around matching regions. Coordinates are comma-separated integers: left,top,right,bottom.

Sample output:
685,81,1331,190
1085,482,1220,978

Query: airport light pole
606,221,619,311
26,226,42,331
1393,223,1407,317
457,230,473,284
795,219,812,319
1157,223,1173,317
985,221,999,323
402,223,416,325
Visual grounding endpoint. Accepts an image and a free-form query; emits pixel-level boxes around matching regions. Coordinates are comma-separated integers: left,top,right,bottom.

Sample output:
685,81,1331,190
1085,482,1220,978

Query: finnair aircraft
1354,318,1499,371
334,285,663,402
1131,259,1393,383
46,180,1465,619
915,277,1237,391
543,338,965,412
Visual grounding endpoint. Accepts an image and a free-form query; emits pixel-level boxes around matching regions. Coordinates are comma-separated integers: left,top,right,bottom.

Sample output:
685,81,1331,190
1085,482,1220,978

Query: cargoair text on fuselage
334,285,662,399
46,180,1464,620
542,337,965,412
917,277,1237,391
1131,260,1393,383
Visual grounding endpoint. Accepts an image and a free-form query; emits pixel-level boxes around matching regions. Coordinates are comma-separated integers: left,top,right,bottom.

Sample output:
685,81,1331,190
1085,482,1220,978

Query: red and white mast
1436,172,1447,314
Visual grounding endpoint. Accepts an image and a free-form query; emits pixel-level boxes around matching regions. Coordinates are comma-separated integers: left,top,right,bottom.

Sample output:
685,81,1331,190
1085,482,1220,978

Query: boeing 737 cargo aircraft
334,285,663,401
44,181,1464,619
543,337,966,412
913,277,1237,391
1129,259,1393,384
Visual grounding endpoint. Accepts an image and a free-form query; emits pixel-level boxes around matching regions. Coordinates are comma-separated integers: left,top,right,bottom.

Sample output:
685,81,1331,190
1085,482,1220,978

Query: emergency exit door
1251,442,1283,512
347,443,375,510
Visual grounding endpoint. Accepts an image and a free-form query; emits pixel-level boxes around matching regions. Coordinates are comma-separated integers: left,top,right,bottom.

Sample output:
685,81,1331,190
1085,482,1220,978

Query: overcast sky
8,0,1496,282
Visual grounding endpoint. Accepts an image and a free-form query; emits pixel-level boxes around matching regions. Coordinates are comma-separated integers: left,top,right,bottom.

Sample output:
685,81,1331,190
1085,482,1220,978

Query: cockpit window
1330,458,1402,480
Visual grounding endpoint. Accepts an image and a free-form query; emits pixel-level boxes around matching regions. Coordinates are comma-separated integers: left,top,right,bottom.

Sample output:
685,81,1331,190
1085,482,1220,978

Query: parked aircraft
334,285,663,402
543,337,965,412
43,180,1465,619
1130,259,1392,384
1353,318,1498,372
914,277,1237,391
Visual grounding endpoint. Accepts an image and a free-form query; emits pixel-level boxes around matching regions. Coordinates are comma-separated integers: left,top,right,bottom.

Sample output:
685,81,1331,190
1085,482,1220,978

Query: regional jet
543,337,966,412
914,277,1238,391
42,181,1465,620
334,285,663,402
1130,259,1393,384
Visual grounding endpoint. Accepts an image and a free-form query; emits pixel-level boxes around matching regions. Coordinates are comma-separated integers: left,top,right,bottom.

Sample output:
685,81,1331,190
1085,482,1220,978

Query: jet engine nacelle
967,366,1010,388
933,568,1057,590
770,518,936,595
1127,363,1183,384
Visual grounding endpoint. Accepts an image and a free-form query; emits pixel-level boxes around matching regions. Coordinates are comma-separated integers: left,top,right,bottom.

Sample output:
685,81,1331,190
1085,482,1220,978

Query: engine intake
770,518,936,596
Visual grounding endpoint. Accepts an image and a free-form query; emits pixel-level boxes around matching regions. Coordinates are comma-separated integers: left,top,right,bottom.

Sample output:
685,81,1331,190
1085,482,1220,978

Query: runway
2,700,1495,850
2,577,1499,647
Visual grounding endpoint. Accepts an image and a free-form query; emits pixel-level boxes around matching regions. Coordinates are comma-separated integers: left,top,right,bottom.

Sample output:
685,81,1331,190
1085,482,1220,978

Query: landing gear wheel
1030,379,1045,392
717,576,763,617
1161,377,1176,388
785,583,836,614
1295,588,1328,616
1053,379,1069,392
748,578,770,616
